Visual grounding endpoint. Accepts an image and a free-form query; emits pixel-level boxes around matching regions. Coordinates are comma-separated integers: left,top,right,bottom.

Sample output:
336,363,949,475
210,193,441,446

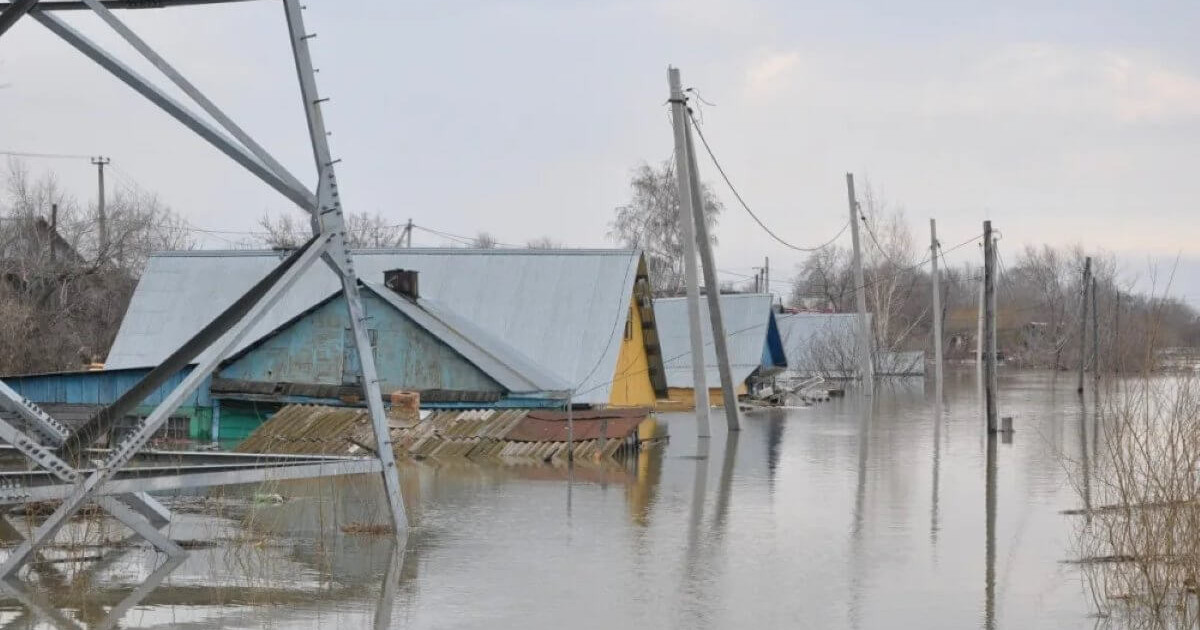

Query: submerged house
777,312,869,378
777,312,924,378
4,248,667,442
653,293,787,409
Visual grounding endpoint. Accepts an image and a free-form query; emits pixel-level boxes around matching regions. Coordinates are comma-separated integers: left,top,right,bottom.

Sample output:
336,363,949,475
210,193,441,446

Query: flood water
0,368,1103,629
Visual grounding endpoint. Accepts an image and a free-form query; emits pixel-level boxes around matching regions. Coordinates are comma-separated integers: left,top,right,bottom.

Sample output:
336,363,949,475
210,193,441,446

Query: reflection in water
0,370,1115,629
713,430,740,532
849,396,874,630
931,400,943,546
1079,396,1092,525
0,532,412,630
628,447,665,527
680,436,712,629
372,538,407,630
766,412,785,491
684,437,712,574
985,434,998,630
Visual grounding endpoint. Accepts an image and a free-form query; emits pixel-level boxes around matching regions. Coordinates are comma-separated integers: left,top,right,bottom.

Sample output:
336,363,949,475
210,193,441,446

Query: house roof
776,312,869,375
367,284,568,394
653,293,781,388
106,248,645,404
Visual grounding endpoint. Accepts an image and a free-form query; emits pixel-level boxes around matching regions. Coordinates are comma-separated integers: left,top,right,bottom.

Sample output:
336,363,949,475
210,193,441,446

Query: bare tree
608,160,722,296
791,245,853,312
0,159,195,373
526,236,563,249
258,210,406,249
472,232,498,249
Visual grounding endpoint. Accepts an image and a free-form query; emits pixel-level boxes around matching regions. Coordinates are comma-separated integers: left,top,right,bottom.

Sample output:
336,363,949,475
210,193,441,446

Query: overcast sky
2,0,1199,301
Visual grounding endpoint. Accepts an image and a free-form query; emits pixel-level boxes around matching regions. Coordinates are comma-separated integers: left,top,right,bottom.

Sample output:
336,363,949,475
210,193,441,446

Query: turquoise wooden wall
219,292,505,394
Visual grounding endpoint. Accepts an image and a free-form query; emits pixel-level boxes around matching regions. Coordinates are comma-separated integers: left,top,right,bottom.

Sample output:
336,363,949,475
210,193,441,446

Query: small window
624,308,634,340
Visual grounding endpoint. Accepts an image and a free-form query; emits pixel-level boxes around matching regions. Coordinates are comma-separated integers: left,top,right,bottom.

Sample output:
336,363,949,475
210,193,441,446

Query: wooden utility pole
846,173,874,394
1092,276,1099,381
667,67,711,437
91,156,110,256
930,219,943,402
403,218,413,247
983,220,997,433
1077,257,1092,394
684,106,740,431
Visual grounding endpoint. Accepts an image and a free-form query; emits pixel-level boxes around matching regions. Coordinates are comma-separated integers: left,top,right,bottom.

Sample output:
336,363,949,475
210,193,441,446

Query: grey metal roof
366,284,568,394
106,248,642,404
776,312,869,376
653,293,775,388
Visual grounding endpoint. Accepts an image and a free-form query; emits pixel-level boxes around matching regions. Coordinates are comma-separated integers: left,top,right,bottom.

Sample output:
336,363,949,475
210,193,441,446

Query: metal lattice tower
0,0,408,582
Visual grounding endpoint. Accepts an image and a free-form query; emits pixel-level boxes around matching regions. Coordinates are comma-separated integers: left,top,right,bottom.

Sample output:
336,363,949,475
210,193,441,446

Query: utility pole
846,173,874,394
1077,257,1091,394
983,220,997,433
403,218,413,248
684,103,740,431
1114,292,1121,374
91,156,110,257
1091,276,1099,381
976,273,984,399
667,67,711,438
49,203,58,263
764,256,770,298
930,218,943,402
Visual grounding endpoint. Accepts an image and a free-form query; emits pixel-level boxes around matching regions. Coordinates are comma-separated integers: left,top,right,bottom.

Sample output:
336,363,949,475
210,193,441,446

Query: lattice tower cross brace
282,0,407,532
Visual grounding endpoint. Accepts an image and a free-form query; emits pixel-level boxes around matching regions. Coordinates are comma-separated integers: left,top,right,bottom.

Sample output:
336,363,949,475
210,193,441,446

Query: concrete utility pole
983,221,998,433
667,67,711,437
1077,257,1092,394
846,173,874,394
91,156,110,256
930,219,943,402
1092,276,1100,381
764,256,770,297
976,274,984,399
684,107,740,432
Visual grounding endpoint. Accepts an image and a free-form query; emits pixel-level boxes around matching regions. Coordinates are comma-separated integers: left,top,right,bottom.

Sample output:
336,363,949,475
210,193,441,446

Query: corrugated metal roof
106,249,642,404
367,284,567,394
653,293,775,388
776,312,870,375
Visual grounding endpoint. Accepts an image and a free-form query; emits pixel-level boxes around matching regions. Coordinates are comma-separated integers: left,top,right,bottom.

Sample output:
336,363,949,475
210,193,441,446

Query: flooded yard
0,368,1102,629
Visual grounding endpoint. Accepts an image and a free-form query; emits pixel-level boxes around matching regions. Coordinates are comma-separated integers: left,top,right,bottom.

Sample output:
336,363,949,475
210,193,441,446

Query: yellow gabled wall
609,296,657,407
656,384,748,412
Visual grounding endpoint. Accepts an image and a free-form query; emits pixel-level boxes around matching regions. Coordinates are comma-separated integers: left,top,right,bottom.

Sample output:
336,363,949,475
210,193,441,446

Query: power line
686,110,849,253
0,150,93,161
573,232,985,398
